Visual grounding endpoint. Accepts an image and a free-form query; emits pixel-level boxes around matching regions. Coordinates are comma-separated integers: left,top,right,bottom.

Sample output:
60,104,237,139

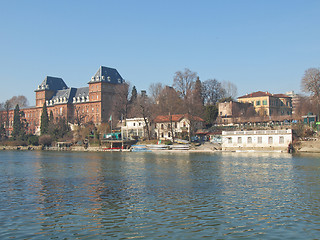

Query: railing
222,129,291,135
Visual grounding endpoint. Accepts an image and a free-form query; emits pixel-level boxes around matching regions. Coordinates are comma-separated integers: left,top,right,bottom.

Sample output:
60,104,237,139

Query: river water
0,151,320,239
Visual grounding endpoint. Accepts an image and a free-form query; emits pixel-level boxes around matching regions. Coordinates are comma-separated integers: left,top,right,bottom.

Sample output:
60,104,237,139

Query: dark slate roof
88,66,124,84
47,87,89,104
74,87,89,98
51,89,72,103
35,76,68,92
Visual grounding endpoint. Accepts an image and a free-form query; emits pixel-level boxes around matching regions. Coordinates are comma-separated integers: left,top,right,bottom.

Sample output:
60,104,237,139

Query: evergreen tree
204,105,218,127
0,123,5,140
12,104,25,140
49,110,54,123
193,77,204,105
190,77,205,117
130,86,137,103
40,103,49,135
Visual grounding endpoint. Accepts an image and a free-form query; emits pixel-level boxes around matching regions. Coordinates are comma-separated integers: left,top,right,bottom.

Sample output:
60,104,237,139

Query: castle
1,66,124,135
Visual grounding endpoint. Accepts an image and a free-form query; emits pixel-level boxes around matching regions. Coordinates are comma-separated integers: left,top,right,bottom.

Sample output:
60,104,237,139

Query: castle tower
35,76,68,107
88,66,124,123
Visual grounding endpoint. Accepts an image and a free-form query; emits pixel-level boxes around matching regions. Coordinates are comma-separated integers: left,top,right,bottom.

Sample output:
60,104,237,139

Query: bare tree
149,82,164,104
202,79,225,105
155,86,184,116
4,100,12,137
173,68,198,99
302,68,320,97
74,105,87,126
8,95,29,108
294,96,312,117
112,82,131,121
301,68,320,116
130,93,152,140
222,81,238,100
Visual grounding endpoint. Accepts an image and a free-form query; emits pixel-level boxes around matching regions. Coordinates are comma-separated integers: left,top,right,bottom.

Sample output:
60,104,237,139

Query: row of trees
0,96,29,141
111,68,238,138
2,66,320,145
0,97,71,145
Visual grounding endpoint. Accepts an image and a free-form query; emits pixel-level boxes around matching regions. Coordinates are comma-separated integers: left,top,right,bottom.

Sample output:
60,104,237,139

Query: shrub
27,135,39,146
39,134,52,146
164,140,172,145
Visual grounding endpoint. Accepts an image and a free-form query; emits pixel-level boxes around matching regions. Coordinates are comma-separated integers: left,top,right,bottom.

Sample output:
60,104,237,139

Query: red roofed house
153,114,204,140
237,91,292,117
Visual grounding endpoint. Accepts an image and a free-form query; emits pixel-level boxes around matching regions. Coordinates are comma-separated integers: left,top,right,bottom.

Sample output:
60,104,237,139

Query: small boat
174,139,189,144
146,144,169,150
130,145,151,152
170,144,190,150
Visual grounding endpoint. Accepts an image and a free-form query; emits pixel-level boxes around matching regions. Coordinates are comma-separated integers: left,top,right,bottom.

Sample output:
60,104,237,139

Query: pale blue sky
1,0,320,105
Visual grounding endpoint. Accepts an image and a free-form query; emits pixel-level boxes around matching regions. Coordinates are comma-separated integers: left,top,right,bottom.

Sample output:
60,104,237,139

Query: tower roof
35,76,68,92
88,66,124,84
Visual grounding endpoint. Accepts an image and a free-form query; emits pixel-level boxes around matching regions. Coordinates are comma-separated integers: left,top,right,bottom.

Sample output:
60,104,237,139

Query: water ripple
0,151,320,239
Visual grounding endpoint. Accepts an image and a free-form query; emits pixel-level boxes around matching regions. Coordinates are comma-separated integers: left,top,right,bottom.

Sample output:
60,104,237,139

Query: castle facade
1,66,124,135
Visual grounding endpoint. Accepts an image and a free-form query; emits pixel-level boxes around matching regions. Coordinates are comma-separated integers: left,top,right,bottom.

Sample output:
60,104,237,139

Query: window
258,137,262,144
133,123,135,126
247,137,252,144
256,100,261,106
228,138,232,143
161,124,164,129
279,136,284,144
168,124,171,129
237,137,242,144
161,133,164,138
175,122,177,128
262,100,267,105
168,132,171,137
268,137,273,144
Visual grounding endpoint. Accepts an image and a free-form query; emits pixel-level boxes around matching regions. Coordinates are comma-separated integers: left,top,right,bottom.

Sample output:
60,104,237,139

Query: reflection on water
0,151,320,239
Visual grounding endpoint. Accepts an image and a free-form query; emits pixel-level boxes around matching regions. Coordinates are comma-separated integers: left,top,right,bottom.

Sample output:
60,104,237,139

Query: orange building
1,66,124,135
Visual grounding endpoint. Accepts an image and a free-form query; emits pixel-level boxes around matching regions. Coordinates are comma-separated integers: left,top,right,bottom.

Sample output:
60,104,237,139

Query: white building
222,129,292,152
153,114,204,140
121,118,152,139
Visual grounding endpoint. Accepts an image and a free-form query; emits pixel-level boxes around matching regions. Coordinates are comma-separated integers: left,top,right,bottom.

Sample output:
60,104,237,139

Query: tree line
2,66,320,146
111,68,238,139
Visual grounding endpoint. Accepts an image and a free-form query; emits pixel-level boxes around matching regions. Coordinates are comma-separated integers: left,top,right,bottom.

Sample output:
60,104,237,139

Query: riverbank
294,139,320,153
0,140,319,153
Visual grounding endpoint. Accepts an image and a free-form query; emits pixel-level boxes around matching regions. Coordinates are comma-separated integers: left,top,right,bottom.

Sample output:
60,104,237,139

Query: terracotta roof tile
154,114,204,123
238,91,291,99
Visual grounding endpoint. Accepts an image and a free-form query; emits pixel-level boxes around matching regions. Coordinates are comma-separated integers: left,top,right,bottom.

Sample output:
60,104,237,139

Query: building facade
238,91,292,116
121,118,153,139
222,129,292,151
1,66,124,135
217,101,254,125
153,114,204,140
